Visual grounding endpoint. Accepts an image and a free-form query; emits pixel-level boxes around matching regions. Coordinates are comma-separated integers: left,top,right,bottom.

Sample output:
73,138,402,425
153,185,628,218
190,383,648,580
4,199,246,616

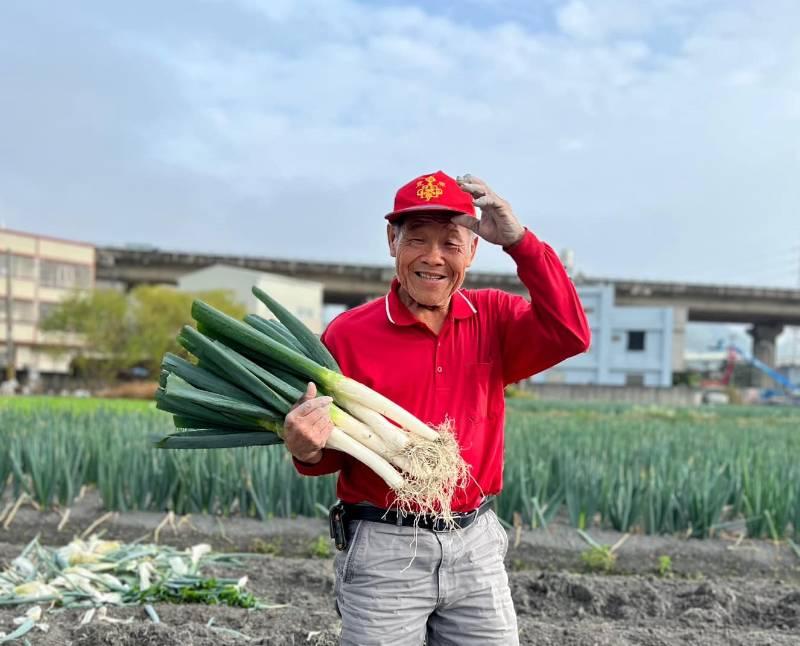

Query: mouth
414,271,447,283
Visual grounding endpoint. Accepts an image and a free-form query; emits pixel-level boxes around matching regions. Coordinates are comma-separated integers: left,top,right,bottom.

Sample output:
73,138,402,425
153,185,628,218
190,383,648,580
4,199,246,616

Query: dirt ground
1,493,799,645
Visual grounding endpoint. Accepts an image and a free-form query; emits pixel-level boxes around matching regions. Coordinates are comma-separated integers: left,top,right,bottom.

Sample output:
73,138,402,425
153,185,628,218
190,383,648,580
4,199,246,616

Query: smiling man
388,213,475,334
283,171,591,645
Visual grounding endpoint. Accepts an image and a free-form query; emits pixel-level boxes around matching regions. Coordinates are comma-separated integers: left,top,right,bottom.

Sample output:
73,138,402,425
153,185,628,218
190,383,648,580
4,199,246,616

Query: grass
497,399,800,539
657,555,673,577
309,535,332,558
2,396,800,540
580,545,616,573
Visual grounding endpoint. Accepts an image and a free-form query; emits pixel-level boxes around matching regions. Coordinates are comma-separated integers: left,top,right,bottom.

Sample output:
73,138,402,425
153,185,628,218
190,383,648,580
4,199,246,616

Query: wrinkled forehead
401,214,469,239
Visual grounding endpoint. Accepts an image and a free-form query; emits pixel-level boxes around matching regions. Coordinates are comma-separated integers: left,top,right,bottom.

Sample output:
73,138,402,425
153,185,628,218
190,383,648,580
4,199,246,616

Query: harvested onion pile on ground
0,535,267,641
155,286,468,522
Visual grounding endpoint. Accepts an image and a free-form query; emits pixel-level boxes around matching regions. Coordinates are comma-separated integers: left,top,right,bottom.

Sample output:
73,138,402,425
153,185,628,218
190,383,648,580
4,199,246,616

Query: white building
177,264,324,334
532,285,674,387
1,228,95,378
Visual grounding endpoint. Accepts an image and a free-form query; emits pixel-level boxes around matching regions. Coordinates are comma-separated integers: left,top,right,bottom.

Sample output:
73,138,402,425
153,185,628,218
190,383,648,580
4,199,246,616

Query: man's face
387,215,478,308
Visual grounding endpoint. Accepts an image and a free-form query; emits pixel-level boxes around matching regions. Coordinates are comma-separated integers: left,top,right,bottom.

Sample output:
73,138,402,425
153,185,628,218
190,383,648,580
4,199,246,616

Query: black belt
339,498,493,534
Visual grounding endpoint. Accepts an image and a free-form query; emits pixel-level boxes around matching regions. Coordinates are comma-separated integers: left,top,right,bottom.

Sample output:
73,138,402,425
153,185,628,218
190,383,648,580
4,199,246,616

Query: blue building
532,285,674,387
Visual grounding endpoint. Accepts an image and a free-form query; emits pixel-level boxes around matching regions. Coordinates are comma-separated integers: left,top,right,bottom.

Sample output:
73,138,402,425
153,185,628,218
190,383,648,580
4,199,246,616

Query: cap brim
385,205,475,223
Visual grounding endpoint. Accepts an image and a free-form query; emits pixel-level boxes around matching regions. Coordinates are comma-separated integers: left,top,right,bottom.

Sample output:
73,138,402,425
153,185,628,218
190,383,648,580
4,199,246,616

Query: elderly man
284,171,590,645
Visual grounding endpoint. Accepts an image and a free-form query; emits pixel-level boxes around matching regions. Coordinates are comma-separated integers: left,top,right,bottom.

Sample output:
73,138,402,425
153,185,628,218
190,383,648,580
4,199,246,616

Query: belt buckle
431,506,479,533
431,498,490,533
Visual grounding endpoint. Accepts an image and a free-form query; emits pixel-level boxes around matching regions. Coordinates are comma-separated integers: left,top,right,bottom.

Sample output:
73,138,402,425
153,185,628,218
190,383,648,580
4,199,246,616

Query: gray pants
334,509,519,645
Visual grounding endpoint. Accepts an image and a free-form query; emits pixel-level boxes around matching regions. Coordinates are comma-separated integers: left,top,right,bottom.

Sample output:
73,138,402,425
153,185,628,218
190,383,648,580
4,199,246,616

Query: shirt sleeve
290,326,346,477
292,449,345,476
497,229,591,385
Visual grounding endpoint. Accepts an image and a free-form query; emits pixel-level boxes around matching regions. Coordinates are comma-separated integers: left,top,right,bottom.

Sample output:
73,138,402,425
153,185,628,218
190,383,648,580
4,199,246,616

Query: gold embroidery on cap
416,176,446,201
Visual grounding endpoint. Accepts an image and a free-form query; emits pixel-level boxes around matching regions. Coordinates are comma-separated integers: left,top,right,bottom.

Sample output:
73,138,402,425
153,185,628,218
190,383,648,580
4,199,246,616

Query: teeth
417,272,444,280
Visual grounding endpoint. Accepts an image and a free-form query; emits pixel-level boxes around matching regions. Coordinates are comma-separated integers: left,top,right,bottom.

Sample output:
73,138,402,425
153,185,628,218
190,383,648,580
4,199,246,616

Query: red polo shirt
294,230,590,512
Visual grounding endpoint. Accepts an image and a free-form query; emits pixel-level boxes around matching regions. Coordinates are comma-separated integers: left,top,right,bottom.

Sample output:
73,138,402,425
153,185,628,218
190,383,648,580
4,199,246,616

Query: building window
625,373,646,387
0,254,35,279
0,299,35,322
39,260,91,289
627,330,645,351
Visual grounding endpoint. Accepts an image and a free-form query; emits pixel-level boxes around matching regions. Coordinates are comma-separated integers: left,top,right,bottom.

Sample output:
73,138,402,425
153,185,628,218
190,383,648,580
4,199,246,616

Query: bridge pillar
671,306,688,373
747,323,784,388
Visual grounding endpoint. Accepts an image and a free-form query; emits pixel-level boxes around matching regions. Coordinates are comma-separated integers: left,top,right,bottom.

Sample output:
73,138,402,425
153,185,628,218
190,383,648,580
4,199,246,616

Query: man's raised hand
452,174,525,248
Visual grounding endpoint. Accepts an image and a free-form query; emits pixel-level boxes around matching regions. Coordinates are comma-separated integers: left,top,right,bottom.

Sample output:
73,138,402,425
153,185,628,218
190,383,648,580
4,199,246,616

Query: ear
387,223,398,258
465,235,479,268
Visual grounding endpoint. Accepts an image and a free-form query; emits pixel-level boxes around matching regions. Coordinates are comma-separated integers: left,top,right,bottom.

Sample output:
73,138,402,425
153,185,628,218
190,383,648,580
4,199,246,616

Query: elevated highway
96,246,800,384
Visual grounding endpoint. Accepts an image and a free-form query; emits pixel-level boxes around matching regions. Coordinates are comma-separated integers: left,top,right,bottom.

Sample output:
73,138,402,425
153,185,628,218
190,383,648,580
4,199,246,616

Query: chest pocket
462,361,494,425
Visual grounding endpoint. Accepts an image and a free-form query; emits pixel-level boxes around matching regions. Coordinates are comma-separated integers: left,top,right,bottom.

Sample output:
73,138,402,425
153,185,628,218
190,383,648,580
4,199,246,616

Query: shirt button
436,366,443,373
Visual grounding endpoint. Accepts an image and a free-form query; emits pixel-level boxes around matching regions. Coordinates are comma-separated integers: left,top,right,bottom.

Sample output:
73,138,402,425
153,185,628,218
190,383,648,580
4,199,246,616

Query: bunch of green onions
0,535,264,612
155,287,467,518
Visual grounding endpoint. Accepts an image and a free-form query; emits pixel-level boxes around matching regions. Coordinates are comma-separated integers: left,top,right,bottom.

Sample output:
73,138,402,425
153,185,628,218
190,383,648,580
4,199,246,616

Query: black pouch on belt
329,502,347,551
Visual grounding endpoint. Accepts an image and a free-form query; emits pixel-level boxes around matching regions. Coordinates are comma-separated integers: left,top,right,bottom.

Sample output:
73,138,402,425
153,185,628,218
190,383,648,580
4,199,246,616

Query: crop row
1,397,799,539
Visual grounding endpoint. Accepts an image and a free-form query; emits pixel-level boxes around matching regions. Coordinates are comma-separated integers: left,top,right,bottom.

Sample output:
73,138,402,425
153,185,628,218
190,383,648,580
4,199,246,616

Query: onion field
1,396,799,540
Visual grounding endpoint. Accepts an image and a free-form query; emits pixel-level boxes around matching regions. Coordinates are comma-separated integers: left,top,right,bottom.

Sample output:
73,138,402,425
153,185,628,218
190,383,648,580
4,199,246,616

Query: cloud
556,1,598,39
0,0,798,293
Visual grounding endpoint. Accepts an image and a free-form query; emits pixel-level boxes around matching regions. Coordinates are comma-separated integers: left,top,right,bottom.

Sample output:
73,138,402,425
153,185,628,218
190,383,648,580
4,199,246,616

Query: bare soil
1,493,799,645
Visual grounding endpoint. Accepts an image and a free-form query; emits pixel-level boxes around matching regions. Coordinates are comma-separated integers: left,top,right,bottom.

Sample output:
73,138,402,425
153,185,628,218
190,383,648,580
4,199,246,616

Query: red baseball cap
385,170,476,223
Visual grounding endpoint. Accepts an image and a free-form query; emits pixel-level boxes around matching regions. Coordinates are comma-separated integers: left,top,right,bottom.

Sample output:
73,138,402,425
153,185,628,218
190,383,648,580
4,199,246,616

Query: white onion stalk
333,402,468,519
329,405,392,456
330,379,440,442
326,428,405,490
331,403,424,474
341,400,410,451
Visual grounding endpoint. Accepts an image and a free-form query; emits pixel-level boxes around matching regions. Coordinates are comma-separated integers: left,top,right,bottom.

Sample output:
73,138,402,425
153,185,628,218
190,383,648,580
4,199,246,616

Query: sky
1,0,799,358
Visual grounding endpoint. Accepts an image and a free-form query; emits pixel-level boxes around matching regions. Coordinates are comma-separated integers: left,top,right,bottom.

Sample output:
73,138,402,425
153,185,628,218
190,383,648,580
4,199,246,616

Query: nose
419,241,446,266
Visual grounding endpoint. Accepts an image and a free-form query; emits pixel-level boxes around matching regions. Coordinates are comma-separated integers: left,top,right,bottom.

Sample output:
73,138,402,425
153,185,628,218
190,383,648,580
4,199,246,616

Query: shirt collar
385,278,477,326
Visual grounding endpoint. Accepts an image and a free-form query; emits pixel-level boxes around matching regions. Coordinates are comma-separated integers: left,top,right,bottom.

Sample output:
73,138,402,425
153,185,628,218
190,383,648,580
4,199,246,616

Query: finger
458,174,490,189
450,214,480,232
473,195,503,209
291,382,320,411
302,407,329,428
457,182,488,197
294,396,333,417
291,408,329,436
311,415,334,437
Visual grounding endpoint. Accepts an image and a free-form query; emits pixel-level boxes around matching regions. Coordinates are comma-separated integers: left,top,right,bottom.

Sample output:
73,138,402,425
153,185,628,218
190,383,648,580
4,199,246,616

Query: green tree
41,286,245,381
40,289,132,381
127,286,246,374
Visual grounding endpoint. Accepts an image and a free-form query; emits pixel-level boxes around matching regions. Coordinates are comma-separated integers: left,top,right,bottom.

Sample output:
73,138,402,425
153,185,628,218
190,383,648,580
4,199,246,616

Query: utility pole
792,245,800,367
4,248,14,382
